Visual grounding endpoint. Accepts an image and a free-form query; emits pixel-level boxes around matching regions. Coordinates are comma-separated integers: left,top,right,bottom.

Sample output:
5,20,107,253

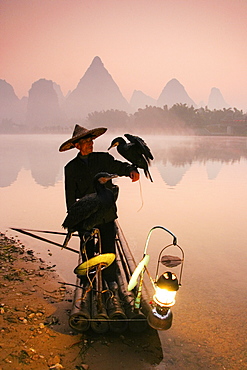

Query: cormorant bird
62,172,117,248
108,134,154,182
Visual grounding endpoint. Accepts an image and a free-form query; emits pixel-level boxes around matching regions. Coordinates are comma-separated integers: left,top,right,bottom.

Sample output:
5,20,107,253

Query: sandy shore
0,232,163,370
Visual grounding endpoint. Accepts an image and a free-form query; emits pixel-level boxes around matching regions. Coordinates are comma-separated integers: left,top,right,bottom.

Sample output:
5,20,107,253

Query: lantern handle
143,226,177,256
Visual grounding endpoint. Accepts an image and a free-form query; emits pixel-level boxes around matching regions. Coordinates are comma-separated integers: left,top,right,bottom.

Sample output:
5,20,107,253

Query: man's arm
96,152,140,180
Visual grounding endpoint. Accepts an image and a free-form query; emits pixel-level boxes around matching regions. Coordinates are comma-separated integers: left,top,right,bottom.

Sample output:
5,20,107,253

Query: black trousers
79,221,117,283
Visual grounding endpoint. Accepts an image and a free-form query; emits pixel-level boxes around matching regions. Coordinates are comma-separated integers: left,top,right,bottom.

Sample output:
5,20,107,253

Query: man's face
75,137,94,155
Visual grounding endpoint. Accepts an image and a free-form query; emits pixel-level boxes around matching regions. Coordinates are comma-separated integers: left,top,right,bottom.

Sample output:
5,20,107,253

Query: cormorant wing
124,134,154,163
62,194,100,229
82,207,108,230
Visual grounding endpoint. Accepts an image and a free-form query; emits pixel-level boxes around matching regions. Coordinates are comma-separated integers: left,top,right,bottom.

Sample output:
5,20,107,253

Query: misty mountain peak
167,78,181,86
78,56,110,84
130,89,157,109
90,56,104,68
0,79,19,100
26,78,62,127
157,78,196,108
64,56,131,118
0,79,26,124
164,78,186,93
29,78,54,93
208,87,229,110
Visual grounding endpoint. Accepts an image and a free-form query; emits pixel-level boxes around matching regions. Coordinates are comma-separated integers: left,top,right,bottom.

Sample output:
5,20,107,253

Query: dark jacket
64,151,135,223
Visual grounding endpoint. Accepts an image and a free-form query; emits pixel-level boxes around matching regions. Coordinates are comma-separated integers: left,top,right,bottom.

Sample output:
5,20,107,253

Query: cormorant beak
108,142,119,150
98,174,118,184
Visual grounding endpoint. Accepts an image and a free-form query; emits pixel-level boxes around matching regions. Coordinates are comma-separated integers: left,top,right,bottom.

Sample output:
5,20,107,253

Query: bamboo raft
11,223,184,333
68,221,151,334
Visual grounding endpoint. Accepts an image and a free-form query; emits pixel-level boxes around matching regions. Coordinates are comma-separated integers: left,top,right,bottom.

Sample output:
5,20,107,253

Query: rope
137,178,144,212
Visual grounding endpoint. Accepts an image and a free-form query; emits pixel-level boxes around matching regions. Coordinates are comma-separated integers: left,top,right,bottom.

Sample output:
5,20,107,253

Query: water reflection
156,161,190,186
0,135,74,187
1,134,247,369
151,135,247,165
1,134,247,188
205,160,223,180
27,140,61,187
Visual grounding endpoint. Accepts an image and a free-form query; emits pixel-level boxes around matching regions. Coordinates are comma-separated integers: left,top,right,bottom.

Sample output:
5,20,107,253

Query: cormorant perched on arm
62,172,118,248
108,134,154,182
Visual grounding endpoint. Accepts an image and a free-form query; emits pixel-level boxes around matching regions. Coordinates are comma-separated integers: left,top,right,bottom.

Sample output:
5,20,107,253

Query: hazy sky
1,0,246,110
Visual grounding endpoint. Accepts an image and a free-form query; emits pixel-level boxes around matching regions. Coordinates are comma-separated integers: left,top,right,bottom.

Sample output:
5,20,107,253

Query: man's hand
130,170,140,182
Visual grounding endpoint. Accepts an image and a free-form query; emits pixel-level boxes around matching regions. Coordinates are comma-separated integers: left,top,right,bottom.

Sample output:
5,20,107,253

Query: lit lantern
148,271,179,330
154,271,179,307
128,226,184,331
147,227,184,330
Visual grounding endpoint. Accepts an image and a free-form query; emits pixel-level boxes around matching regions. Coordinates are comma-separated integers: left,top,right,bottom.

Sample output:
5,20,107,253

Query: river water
1,134,247,369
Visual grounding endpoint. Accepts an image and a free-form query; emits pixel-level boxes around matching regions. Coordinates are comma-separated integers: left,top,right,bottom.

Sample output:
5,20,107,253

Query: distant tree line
1,104,247,135
86,104,247,136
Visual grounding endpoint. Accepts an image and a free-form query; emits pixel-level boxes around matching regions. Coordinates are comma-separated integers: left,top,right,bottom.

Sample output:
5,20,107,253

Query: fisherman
59,124,139,285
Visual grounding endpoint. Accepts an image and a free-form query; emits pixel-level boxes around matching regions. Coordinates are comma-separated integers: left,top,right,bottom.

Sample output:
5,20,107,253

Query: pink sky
1,0,246,110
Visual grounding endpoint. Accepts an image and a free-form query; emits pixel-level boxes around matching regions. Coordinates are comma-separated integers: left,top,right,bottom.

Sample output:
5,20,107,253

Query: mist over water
1,133,247,369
